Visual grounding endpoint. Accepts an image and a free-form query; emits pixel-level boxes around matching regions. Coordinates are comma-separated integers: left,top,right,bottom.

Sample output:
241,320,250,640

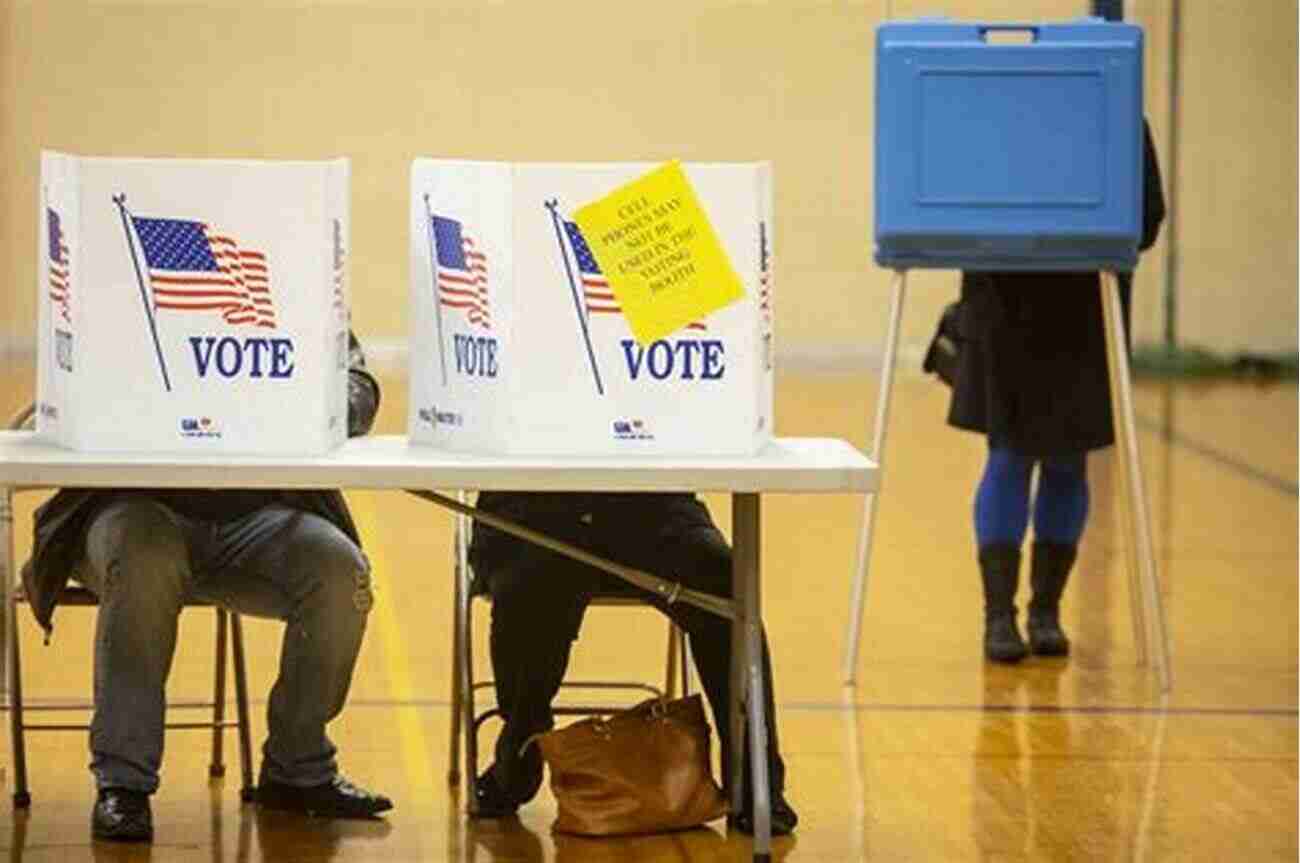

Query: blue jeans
74,496,372,793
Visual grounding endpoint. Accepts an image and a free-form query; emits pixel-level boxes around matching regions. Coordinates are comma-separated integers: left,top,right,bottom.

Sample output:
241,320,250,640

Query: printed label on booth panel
612,417,654,441
418,405,465,428
180,416,222,439
571,161,744,346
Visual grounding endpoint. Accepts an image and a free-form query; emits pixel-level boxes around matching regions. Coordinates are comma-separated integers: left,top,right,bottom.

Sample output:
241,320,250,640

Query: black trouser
478,505,786,806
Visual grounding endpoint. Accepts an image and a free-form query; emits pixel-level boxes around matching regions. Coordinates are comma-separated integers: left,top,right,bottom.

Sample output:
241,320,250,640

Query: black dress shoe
470,750,543,819
92,787,153,842
730,793,799,837
257,775,392,818
470,770,518,819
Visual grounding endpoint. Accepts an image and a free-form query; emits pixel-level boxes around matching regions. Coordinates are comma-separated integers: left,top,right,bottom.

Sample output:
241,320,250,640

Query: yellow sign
573,161,744,345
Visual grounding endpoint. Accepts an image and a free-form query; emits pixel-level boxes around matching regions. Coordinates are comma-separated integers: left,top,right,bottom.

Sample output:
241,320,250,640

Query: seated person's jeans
75,495,372,793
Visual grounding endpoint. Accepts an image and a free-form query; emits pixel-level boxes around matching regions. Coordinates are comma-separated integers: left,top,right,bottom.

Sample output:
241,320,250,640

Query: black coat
468,491,716,587
20,333,381,636
947,120,1167,457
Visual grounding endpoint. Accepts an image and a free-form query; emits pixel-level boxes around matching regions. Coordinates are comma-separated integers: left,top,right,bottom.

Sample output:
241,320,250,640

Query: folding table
0,431,875,861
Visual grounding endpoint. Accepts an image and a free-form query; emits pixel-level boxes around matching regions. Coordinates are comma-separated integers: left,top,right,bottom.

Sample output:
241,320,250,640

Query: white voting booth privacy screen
36,152,350,454
408,161,774,456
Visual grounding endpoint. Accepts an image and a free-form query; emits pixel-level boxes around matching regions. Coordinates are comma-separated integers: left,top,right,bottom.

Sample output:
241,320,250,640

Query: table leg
729,498,748,818
734,493,771,860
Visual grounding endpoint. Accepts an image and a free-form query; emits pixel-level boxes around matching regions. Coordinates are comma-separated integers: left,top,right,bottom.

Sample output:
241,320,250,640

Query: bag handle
518,696,674,757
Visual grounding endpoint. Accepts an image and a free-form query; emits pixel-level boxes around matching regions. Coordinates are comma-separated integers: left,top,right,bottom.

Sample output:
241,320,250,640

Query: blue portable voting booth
846,17,1171,692
874,18,1143,271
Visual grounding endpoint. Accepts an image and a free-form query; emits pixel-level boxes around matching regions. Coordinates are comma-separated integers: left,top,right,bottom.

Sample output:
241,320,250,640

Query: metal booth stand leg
1111,440,1152,670
1100,272,1173,692
842,269,908,684
837,270,1170,692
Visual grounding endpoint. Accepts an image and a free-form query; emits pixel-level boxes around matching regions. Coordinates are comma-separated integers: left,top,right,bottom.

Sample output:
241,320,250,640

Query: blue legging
975,447,1089,548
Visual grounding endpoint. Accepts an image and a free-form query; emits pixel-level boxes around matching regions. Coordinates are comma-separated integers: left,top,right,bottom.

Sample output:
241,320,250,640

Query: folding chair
441,495,691,809
3,403,255,807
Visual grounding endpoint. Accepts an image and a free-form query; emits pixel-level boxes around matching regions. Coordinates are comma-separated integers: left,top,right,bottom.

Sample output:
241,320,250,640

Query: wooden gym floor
0,362,1295,861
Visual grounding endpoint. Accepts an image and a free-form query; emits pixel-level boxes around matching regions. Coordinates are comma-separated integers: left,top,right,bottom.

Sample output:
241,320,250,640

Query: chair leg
448,511,466,787
462,596,479,813
229,614,256,802
665,621,680,697
10,601,30,808
448,591,464,786
678,625,691,697
210,609,228,778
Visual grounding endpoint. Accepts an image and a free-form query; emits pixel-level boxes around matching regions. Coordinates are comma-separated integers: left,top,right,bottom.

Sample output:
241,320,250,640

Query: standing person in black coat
466,491,798,836
948,121,1166,662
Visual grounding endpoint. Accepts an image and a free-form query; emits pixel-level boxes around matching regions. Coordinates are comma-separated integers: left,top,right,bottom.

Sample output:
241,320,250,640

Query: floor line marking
1137,414,1298,496
349,491,438,803
314,697,1300,719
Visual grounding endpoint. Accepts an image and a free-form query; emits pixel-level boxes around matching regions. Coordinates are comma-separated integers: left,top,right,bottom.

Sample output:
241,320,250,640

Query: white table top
0,432,877,494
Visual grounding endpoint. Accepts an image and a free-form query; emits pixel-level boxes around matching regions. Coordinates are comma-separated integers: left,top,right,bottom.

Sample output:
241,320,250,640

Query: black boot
1028,542,1076,656
978,544,1028,663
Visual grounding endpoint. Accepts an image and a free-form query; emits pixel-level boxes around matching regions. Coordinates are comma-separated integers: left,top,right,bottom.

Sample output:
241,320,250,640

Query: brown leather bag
531,694,728,836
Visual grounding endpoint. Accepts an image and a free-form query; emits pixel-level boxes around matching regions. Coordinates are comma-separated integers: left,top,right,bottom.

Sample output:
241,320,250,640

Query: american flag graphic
331,218,345,315
430,214,490,329
47,208,70,325
562,219,704,330
563,219,619,316
130,216,276,328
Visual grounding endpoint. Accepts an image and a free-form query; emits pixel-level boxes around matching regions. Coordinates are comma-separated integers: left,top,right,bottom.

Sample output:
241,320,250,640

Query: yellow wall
1172,0,1297,353
2,0,1295,365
